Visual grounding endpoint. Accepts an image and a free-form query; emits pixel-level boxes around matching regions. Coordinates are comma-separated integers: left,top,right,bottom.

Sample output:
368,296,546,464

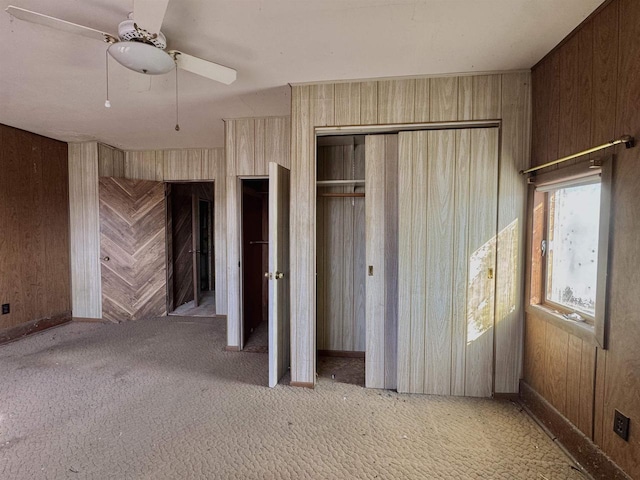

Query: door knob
265,272,273,279
274,271,284,280
102,256,110,262
488,268,494,279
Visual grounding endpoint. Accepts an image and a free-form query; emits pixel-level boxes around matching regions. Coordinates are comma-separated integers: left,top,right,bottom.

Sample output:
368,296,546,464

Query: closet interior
316,135,366,386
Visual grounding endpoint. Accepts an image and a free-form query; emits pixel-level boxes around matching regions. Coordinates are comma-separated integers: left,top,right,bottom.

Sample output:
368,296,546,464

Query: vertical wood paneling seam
614,0,621,137
375,82,380,124
497,75,503,119
254,119,259,175
492,81,502,395
450,133,458,395
562,331,569,411
412,78,418,122
591,347,600,440
422,133,429,394
463,136,472,395
583,26,594,153
574,339,583,427
410,133,416,391
457,76,462,122
381,140,387,383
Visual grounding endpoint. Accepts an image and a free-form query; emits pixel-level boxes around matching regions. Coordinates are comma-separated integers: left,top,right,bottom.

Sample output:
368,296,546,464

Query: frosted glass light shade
108,41,175,75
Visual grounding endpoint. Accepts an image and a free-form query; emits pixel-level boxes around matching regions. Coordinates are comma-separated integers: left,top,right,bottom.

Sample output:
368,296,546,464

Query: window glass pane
546,183,601,316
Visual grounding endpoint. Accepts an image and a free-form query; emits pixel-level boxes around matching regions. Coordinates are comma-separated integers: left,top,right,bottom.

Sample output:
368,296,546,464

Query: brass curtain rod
520,135,634,175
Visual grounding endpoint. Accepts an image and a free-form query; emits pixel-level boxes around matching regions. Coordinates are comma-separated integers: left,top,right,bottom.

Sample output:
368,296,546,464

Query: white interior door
396,128,499,397
268,162,291,387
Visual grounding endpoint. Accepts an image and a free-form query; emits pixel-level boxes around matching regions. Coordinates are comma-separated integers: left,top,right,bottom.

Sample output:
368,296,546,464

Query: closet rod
520,134,634,175
318,193,365,198
316,179,365,186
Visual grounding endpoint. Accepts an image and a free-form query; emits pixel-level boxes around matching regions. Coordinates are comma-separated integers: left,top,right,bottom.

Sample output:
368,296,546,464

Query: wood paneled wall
316,143,366,353
526,1,640,477
69,142,102,318
98,144,124,177
101,146,227,315
224,116,291,348
120,148,221,181
290,72,531,388
225,117,291,176
0,124,71,331
71,144,227,318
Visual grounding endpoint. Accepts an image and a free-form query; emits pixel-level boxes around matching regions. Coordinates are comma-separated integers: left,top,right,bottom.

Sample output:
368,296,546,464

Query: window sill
525,304,597,346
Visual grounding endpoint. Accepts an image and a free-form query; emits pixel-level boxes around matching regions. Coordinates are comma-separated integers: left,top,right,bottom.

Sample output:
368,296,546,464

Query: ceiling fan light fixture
107,41,174,75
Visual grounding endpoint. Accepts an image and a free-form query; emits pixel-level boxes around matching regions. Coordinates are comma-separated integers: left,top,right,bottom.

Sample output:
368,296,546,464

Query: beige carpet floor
0,317,587,479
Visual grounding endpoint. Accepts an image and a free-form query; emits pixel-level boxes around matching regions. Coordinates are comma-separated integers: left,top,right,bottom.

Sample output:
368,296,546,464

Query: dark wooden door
191,195,201,307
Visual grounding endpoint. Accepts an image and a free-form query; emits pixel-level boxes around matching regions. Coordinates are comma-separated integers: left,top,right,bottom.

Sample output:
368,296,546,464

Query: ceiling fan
5,1,237,85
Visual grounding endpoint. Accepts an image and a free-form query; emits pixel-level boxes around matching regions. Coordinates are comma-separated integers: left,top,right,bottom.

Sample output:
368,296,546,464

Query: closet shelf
316,179,365,186
318,192,365,198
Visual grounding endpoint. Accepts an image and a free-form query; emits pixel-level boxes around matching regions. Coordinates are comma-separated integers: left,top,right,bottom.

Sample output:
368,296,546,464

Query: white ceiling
0,0,603,150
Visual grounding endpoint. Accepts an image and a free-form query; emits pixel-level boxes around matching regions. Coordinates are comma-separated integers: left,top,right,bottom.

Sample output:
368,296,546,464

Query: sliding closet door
397,128,498,397
365,134,398,390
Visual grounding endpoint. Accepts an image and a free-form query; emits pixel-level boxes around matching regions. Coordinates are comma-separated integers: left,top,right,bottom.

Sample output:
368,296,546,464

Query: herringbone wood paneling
99,177,166,322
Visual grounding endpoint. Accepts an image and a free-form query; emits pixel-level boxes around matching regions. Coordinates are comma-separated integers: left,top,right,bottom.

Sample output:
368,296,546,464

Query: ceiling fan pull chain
104,49,111,108
175,65,180,131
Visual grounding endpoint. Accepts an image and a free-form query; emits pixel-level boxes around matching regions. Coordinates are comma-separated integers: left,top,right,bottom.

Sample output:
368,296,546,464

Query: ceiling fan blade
170,51,237,85
133,0,170,35
5,6,116,43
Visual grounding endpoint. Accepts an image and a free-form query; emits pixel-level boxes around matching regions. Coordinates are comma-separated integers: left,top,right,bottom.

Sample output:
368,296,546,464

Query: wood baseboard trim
318,350,365,358
493,392,519,401
225,345,241,352
73,317,109,323
290,381,314,389
0,311,72,346
520,380,631,480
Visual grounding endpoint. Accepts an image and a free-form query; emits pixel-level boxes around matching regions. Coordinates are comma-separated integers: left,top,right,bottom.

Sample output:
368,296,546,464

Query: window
545,181,601,320
529,157,611,348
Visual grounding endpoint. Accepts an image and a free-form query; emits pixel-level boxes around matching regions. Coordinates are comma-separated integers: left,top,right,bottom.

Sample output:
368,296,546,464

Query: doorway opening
241,178,269,352
166,182,215,317
315,135,366,387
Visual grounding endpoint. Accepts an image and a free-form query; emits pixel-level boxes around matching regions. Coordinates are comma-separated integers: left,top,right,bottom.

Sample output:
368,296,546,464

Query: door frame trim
163,180,215,316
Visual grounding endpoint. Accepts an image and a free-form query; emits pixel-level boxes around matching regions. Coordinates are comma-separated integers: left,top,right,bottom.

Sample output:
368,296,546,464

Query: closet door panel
365,134,398,389
464,128,499,397
365,136,386,388
451,130,472,396
424,130,456,395
397,128,498,397
382,136,399,390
